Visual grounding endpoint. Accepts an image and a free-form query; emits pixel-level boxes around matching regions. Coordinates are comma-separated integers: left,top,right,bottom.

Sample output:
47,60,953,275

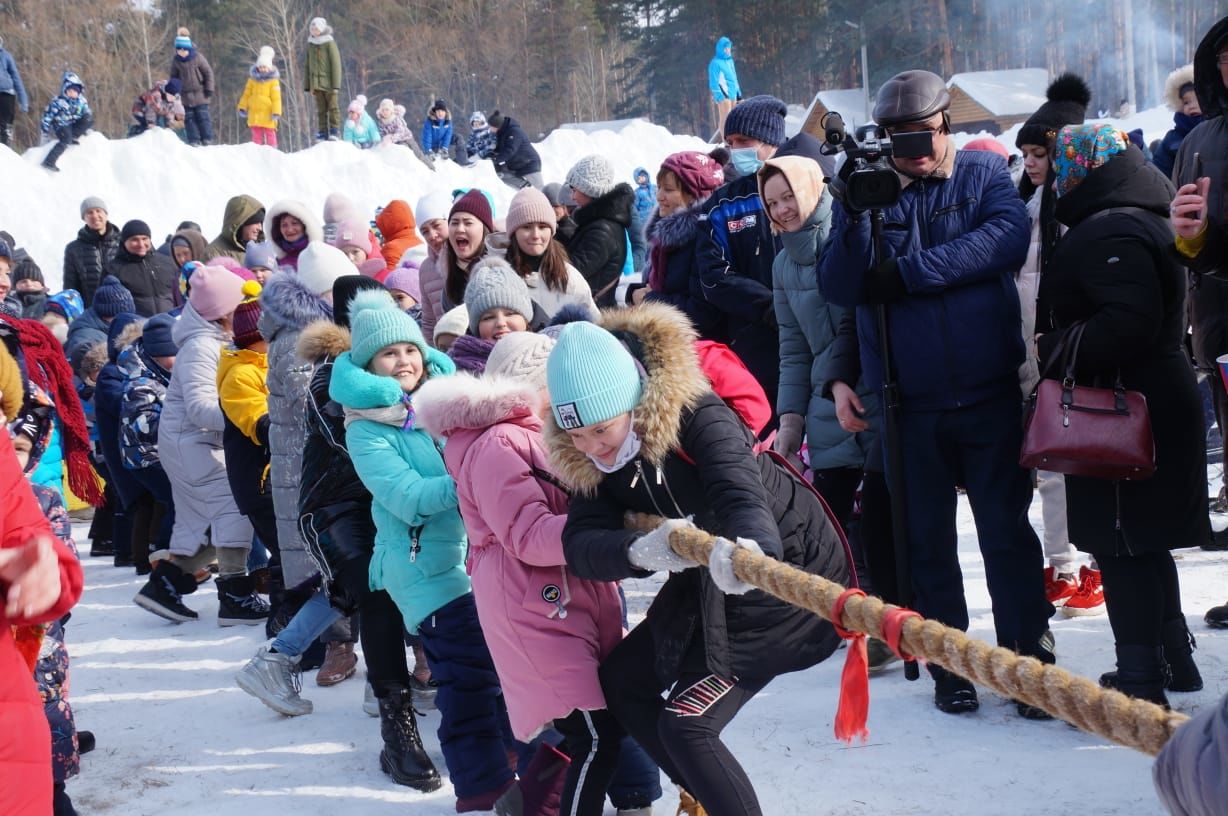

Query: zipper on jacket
409,526,422,563
655,461,686,518
546,568,571,620
634,459,669,518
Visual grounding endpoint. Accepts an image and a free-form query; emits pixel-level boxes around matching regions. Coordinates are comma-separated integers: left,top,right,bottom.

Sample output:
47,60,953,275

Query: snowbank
1,121,707,291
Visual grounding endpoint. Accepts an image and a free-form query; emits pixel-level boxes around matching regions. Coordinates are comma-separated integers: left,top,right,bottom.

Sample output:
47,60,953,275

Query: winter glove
865,258,907,304
238,109,247,118
772,413,805,472
826,159,862,215
709,537,763,594
271,115,279,124
628,518,698,573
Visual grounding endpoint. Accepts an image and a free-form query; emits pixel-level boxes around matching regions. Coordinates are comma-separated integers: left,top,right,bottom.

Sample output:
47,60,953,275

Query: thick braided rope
625,512,1189,756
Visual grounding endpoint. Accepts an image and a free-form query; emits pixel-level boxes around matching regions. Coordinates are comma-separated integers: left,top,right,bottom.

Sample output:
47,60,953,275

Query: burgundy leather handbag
1020,323,1156,480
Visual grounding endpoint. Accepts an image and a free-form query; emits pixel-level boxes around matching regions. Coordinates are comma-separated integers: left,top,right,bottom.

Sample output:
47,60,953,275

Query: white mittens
709,537,763,594
628,518,698,573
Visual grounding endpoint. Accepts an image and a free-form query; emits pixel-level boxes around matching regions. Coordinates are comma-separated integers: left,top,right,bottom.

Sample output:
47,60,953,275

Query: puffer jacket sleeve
418,258,445,343
347,422,459,527
198,53,214,98
773,254,810,417
818,203,874,307
119,375,165,468
1153,690,1228,816
219,363,268,446
563,486,648,582
896,164,1029,294
237,78,254,114
567,219,622,298
460,430,567,568
177,339,225,432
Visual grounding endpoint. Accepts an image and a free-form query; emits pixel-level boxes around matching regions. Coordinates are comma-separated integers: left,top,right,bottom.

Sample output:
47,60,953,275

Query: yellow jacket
217,347,269,446
236,67,282,130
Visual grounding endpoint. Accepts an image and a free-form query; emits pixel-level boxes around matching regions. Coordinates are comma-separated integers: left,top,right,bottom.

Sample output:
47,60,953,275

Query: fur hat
79,196,107,218
384,267,421,302
487,331,555,390
660,151,726,201
1016,73,1091,149
415,190,455,229
256,46,275,69
565,155,617,199
449,189,495,233
333,276,387,329
298,242,358,297
464,256,533,332
504,187,557,237
433,304,469,344
142,313,178,357
1164,64,1196,112
547,321,643,430
243,239,278,272
188,266,253,321
93,276,136,318
723,95,788,146
348,289,429,368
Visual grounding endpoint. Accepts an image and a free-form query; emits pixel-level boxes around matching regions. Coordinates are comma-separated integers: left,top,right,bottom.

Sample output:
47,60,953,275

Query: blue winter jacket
329,348,467,633
0,47,28,110
708,37,741,102
819,149,1030,412
633,168,657,222
95,335,147,508
342,111,380,147
1152,112,1202,180
421,115,453,152
31,423,63,496
41,73,90,133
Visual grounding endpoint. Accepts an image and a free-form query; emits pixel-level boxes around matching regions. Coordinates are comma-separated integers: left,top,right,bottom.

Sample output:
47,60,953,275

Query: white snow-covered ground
63,492,1228,816
7,104,1222,815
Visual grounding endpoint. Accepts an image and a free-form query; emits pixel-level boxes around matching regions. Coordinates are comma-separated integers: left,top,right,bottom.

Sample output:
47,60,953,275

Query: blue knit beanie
723,95,788,147
348,288,430,368
547,322,643,430
174,28,193,50
93,276,136,319
243,239,278,272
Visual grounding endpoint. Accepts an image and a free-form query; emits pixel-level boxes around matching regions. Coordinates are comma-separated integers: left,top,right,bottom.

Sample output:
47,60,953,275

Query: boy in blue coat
422,98,453,160
40,71,92,172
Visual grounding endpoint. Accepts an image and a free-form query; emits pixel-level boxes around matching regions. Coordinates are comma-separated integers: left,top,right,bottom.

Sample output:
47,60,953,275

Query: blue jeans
184,104,213,143
272,591,341,657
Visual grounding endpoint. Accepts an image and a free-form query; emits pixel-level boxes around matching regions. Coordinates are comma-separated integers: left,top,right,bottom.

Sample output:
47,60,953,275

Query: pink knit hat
331,218,371,256
384,266,421,301
504,187,557,237
189,265,254,321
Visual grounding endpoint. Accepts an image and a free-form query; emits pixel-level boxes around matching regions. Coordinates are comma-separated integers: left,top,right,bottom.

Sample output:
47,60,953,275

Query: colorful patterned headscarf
1053,124,1129,197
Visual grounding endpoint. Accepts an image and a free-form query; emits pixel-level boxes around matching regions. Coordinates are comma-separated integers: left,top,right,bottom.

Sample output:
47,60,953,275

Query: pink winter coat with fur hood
414,373,623,741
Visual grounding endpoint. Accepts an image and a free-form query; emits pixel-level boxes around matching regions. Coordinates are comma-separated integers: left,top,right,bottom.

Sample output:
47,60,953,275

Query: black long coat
1037,147,1210,555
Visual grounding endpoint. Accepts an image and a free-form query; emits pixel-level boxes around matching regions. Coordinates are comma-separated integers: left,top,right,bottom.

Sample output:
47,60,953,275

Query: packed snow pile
1,121,707,291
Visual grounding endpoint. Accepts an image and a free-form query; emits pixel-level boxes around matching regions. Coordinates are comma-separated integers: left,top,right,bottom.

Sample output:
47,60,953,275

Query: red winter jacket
0,431,84,816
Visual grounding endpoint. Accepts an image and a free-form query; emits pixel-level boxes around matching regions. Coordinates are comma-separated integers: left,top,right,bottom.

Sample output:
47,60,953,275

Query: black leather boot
378,689,442,792
1105,644,1169,707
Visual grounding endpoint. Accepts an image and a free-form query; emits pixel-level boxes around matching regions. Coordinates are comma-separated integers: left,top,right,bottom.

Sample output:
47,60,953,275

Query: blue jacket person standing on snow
708,36,741,137
819,70,1050,717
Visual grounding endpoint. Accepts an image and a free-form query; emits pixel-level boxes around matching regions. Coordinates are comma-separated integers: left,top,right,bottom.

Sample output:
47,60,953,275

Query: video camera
819,112,934,211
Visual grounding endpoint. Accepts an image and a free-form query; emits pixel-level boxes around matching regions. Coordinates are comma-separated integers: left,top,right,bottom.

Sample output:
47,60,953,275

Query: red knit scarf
0,315,104,506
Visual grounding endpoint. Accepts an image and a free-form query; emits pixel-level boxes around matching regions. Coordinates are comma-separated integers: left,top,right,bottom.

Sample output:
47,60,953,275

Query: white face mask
590,420,642,474
51,322,69,344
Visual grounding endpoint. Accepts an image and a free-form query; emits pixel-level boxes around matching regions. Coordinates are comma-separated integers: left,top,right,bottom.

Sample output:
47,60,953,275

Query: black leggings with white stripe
553,708,623,816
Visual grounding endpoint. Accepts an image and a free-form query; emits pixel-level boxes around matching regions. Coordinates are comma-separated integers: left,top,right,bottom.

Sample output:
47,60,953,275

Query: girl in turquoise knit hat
544,303,850,816
329,289,517,810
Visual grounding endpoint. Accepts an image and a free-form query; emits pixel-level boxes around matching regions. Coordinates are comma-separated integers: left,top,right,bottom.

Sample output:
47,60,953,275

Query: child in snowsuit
545,305,848,816
421,99,453,160
466,111,496,161
416,332,629,815
40,72,92,171
169,28,215,145
330,293,516,811
237,46,282,147
376,99,429,163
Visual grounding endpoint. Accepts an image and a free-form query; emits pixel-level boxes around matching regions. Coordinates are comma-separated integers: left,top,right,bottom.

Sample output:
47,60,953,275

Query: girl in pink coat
414,331,625,816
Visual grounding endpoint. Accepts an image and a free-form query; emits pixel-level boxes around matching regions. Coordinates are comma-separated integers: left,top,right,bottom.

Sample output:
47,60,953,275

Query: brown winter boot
316,642,358,686
677,789,708,816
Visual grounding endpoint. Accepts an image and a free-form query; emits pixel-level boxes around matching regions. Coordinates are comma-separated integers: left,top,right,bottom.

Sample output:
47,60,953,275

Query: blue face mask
730,147,764,176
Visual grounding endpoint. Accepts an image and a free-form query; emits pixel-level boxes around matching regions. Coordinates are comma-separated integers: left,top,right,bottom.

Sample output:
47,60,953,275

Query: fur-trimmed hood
329,345,456,411
109,320,145,363
545,301,708,496
413,373,540,440
258,271,331,342
297,319,350,362
264,199,324,257
645,201,703,250
248,64,281,81
1165,64,1195,112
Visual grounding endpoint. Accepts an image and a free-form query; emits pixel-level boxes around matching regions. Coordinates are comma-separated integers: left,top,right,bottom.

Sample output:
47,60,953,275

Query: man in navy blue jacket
820,70,1051,717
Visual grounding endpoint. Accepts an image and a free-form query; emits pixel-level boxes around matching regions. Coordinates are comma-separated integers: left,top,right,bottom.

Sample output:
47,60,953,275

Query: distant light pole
845,20,871,123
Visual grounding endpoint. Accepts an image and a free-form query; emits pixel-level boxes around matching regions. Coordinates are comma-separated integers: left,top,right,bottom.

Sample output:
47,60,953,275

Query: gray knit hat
723,95,788,146
565,155,617,199
486,331,556,390
80,196,108,218
463,256,534,332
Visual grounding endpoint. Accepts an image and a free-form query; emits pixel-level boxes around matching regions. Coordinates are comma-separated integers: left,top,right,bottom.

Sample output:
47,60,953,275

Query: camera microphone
819,111,846,145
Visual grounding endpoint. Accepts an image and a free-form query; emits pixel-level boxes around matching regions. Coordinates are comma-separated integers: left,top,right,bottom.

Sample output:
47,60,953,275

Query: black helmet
873,70,950,127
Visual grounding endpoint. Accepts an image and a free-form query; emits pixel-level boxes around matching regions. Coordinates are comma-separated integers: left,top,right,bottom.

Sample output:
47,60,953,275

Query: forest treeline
1,0,1222,150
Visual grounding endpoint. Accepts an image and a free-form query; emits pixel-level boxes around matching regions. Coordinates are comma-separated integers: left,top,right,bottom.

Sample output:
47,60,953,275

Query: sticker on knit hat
556,402,583,430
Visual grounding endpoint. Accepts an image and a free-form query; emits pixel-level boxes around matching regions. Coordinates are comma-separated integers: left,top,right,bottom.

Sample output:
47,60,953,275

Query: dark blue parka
819,149,1030,411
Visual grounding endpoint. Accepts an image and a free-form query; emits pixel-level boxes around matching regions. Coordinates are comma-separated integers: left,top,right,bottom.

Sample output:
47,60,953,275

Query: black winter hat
332,275,387,329
120,219,152,243
93,276,136,318
433,98,447,112
1016,73,1091,149
12,258,44,286
487,110,505,130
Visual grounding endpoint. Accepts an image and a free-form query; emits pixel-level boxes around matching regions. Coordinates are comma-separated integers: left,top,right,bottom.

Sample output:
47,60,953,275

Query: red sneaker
1062,566,1105,617
1044,566,1078,607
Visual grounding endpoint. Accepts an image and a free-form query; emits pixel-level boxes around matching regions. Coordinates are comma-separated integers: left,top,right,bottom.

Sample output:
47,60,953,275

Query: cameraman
819,70,1052,717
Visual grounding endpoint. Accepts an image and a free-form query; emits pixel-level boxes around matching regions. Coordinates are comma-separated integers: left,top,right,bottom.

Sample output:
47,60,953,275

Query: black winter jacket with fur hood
548,302,847,682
